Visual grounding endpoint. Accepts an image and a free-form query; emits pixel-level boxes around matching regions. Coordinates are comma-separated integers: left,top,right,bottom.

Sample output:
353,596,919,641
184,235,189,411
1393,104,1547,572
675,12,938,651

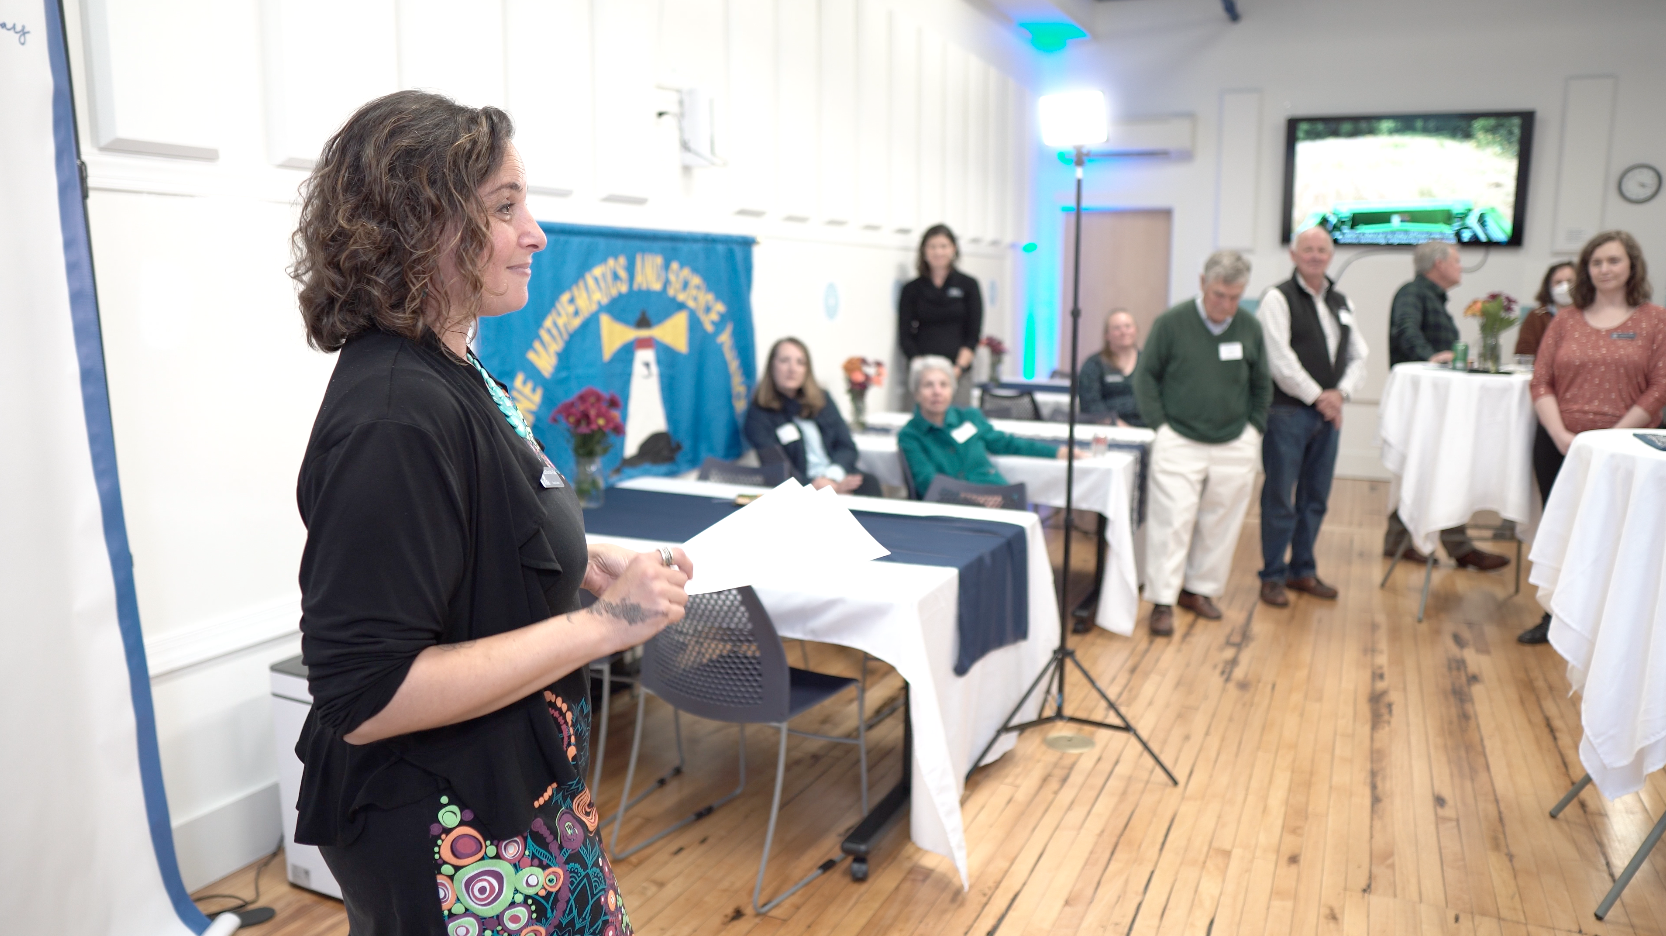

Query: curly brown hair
290,90,515,352
1571,230,1653,309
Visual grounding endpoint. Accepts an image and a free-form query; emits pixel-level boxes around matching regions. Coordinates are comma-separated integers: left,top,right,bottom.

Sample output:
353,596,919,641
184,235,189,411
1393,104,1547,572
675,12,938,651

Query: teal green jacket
897,407,1059,495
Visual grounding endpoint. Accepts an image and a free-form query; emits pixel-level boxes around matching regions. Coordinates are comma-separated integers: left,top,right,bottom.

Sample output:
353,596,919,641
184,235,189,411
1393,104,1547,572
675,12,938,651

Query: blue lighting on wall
1018,22,1086,53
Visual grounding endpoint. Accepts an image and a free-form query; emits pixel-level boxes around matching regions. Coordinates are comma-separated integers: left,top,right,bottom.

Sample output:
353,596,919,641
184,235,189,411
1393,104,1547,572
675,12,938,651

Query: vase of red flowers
552,387,624,508
841,357,887,430
979,335,1009,384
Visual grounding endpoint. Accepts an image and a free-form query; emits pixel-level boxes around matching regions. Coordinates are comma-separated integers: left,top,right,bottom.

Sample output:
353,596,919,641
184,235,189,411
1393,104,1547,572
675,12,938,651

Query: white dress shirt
1257,276,1369,404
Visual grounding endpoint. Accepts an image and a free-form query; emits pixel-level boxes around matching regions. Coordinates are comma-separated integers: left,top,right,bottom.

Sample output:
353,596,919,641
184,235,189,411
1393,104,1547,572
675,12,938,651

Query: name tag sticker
1613,332,1638,340
541,466,565,489
775,422,802,444
1219,341,1245,361
950,421,979,444
1105,373,1124,383
1339,310,1355,327
946,287,964,298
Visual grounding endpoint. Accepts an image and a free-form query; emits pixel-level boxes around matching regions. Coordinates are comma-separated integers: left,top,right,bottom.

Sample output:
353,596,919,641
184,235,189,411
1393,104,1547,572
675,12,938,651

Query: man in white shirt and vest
1254,226,1370,607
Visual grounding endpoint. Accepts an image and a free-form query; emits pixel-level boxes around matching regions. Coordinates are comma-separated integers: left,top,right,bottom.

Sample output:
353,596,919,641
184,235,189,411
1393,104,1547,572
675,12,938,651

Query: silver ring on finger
658,546,675,568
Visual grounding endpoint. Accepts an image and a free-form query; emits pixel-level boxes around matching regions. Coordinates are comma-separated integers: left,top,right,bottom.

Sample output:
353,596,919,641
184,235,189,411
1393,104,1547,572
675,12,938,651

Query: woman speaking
290,90,688,935
898,224,983,407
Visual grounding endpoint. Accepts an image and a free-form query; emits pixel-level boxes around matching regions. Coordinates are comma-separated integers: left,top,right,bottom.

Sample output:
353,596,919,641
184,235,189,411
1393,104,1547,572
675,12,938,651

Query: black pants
1532,424,1565,509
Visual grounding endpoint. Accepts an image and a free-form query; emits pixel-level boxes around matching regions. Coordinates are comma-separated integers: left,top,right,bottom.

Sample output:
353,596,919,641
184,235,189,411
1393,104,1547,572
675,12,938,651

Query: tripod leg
966,652,1062,783
1380,527,1410,589
1065,650,1178,785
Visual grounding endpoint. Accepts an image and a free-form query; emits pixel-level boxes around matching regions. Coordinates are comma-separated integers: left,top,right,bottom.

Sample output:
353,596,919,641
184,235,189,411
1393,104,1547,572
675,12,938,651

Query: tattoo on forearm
595,599,651,626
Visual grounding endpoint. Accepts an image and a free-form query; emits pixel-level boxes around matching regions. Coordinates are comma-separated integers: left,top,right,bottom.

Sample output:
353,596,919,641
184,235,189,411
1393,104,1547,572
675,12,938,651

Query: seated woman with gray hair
897,354,1072,497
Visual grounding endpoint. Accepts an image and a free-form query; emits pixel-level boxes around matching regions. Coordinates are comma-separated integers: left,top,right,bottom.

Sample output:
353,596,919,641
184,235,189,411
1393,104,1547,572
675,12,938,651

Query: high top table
1533,429,1666,920
586,476,1061,887
1377,363,1537,619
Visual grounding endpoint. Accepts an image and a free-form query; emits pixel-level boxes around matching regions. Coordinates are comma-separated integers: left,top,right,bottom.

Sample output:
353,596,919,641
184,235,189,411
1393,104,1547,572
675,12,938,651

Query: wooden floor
199,479,1666,935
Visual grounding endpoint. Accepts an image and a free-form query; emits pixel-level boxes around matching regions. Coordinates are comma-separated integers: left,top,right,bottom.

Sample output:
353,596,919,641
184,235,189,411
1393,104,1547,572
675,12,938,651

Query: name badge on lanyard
1218,341,1244,361
522,438,564,488
950,421,979,444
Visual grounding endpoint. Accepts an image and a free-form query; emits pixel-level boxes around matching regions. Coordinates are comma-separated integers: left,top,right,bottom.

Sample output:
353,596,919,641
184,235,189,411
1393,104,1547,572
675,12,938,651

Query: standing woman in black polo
290,90,689,935
898,224,983,407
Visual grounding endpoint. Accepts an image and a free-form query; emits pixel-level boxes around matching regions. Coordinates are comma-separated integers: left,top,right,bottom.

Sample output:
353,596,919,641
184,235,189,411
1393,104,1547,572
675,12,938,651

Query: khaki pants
1145,423,1261,605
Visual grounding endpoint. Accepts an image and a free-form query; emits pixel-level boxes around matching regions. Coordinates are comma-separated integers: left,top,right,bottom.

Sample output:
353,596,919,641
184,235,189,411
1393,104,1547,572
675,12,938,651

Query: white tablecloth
1531,429,1666,800
1377,363,1537,554
852,433,1143,635
863,409,1156,449
591,476,1061,886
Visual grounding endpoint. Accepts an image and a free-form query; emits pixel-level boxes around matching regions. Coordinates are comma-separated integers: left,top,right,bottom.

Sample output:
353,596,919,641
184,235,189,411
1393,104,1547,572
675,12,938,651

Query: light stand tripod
968,145,1176,786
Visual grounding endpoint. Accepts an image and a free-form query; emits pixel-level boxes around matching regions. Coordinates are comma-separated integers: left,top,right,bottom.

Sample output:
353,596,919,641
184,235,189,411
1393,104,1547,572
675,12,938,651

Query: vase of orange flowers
1463,292,1520,373
980,335,1009,384
552,387,624,507
841,357,887,430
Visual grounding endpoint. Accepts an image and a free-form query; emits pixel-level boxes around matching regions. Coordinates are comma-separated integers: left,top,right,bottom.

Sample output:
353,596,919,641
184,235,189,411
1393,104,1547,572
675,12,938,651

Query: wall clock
1618,164,1661,204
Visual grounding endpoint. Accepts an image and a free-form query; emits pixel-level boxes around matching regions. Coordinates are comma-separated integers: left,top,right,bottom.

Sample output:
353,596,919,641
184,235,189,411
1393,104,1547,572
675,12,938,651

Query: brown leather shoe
1384,545,1429,563
1177,590,1223,620
1259,580,1289,607
1454,549,1510,571
1286,576,1339,599
1148,605,1174,636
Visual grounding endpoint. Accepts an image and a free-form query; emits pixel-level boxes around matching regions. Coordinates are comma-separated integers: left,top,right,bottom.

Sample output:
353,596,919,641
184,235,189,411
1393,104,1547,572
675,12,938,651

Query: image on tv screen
1282,112,1533,246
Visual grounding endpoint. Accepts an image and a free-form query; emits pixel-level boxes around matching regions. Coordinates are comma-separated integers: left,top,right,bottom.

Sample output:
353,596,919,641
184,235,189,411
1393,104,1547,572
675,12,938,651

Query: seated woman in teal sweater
898,355,1071,496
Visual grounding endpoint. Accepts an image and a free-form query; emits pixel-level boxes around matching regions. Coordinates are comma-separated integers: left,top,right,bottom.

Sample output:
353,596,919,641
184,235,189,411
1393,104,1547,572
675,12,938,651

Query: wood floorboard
192,479,1666,934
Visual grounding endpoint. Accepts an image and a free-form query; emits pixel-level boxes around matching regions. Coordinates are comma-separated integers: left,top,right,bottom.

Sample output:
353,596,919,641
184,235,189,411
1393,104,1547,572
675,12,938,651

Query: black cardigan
293,330,579,846
743,397,860,481
898,269,983,361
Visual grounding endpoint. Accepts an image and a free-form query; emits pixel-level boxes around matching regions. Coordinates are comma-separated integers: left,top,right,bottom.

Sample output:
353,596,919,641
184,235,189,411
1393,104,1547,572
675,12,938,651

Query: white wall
60,0,1040,889
1028,0,1666,479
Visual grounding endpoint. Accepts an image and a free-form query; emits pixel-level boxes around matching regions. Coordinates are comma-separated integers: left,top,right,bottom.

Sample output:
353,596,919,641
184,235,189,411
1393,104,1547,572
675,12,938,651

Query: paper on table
679,479,890,594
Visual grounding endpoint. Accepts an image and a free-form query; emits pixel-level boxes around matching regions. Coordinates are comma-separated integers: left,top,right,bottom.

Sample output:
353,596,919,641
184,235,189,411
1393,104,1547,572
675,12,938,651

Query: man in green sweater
1133,250,1272,635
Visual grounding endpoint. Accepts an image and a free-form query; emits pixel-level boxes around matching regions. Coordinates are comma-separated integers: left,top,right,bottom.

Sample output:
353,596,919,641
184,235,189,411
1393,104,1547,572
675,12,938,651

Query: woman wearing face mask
1517,231,1666,645
898,224,983,408
1515,261,1577,358
1077,308,1145,427
744,337,880,495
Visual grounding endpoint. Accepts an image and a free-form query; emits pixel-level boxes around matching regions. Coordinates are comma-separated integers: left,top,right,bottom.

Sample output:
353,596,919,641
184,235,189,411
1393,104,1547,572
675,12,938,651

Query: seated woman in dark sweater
1077,308,1145,426
744,337,881,496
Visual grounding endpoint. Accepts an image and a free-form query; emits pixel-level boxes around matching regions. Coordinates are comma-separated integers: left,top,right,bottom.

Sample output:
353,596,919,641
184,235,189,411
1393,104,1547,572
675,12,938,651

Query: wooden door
1058,209,1172,373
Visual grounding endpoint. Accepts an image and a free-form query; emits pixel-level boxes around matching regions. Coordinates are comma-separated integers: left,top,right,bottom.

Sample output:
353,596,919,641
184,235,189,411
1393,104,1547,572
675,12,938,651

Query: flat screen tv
1281,111,1534,246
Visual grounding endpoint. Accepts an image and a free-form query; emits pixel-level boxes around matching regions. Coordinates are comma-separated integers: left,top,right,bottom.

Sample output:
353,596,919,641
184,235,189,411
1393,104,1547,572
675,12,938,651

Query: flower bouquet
980,335,1009,384
552,387,624,507
841,357,886,430
1462,292,1520,373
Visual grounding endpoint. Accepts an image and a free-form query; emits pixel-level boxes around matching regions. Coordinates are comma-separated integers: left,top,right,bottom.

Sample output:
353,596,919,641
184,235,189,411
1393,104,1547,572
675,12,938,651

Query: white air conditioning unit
679,88,722,168
1095,115,1195,160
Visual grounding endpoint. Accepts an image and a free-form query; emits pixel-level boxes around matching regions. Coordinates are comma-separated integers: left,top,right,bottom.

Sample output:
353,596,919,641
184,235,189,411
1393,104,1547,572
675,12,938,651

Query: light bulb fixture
1038,90,1108,149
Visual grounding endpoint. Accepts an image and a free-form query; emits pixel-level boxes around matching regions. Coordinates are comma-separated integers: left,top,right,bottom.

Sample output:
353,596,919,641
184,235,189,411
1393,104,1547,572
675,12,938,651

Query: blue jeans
1259,404,1339,582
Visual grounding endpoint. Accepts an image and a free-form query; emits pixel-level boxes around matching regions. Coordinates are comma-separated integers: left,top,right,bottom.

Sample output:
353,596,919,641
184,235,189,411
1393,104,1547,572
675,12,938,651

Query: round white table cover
1532,429,1666,800
1377,363,1536,554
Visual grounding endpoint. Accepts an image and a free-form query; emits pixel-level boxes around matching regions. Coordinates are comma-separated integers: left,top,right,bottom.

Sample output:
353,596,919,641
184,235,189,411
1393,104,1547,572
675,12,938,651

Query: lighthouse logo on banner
476,223,757,482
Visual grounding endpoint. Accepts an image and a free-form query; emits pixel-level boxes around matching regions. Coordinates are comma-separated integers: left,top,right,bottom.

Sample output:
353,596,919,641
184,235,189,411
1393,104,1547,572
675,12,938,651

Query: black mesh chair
923,475,1027,510
697,456,790,487
979,388,1041,422
610,587,868,914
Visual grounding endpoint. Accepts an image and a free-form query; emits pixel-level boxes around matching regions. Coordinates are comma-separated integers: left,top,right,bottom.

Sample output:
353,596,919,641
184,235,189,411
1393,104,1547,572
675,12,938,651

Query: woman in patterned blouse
1518,231,1666,644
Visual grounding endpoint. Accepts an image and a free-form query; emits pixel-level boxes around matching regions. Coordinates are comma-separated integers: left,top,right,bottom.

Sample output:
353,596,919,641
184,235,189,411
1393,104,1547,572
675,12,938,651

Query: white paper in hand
679,479,889,594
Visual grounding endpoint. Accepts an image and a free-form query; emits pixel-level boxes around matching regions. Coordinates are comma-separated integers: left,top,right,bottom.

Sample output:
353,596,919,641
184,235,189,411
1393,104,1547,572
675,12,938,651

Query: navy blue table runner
582,488,1028,674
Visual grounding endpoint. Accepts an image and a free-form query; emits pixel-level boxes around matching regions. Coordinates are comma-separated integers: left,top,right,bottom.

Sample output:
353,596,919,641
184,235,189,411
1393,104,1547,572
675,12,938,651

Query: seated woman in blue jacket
744,337,882,496
899,355,1072,496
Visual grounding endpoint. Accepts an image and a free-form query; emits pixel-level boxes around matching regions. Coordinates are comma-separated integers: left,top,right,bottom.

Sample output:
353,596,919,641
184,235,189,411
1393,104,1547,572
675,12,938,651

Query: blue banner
478,223,757,482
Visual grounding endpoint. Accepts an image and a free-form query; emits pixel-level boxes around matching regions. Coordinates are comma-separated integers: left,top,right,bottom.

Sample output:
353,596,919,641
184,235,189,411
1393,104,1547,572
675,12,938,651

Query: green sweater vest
1132,299,1272,444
